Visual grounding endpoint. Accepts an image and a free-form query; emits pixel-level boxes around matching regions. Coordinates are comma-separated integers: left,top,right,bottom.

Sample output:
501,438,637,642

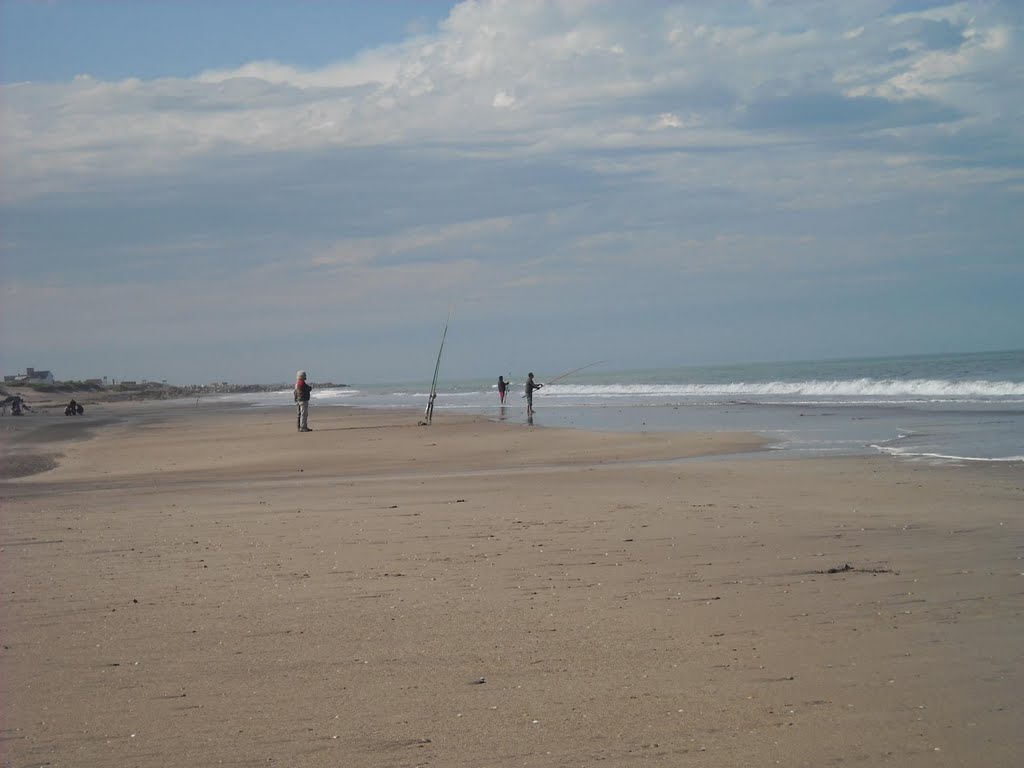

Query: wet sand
1,403,1022,766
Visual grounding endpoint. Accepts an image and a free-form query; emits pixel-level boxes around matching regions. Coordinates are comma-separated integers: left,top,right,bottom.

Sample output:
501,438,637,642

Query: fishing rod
420,309,452,425
522,360,606,397
544,360,606,386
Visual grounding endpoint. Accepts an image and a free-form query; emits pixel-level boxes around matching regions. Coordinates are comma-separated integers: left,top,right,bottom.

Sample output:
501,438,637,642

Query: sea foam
545,378,1024,399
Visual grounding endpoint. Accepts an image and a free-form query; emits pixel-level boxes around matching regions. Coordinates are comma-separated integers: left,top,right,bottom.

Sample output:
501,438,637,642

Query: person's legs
298,400,309,431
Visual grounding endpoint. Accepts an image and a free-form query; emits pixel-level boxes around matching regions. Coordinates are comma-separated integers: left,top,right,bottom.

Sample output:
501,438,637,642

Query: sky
1,0,1021,385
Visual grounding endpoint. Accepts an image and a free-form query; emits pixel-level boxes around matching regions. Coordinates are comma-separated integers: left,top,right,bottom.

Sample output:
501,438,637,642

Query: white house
5,367,56,385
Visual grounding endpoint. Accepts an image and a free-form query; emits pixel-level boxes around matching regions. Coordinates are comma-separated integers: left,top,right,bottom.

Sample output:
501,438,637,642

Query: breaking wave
545,378,1024,400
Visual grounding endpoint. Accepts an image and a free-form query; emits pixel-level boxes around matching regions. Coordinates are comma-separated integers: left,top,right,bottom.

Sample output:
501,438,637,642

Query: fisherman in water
524,372,543,416
497,375,508,404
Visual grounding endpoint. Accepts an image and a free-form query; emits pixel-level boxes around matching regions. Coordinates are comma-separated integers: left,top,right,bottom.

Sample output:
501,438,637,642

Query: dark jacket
295,380,312,402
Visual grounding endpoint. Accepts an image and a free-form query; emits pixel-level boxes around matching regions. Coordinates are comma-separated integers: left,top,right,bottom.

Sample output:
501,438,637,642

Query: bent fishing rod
523,360,606,396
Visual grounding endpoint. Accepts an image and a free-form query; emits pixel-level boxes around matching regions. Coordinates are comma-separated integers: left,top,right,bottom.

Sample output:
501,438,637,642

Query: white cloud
492,89,516,108
1,0,1015,206
855,20,1012,102
196,48,403,90
655,112,682,129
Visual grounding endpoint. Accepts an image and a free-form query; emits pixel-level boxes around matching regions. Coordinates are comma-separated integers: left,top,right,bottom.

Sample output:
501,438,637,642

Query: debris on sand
810,563,898,575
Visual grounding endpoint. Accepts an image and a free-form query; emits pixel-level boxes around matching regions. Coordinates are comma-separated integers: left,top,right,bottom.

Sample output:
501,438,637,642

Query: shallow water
213,350,1024,464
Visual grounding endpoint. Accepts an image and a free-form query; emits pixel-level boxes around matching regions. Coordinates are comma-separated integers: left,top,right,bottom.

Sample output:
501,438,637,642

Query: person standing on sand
497,375,508,404
524,372,543,416
294,371,312,432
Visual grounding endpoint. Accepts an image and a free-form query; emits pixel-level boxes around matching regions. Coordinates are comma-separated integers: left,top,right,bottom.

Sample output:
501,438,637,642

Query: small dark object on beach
812,563,897,575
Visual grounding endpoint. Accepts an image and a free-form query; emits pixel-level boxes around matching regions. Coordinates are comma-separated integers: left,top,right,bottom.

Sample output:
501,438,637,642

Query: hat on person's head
297,370,306,379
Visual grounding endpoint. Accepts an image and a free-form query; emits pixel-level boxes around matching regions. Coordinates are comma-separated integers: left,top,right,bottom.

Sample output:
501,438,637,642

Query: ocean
218,350,1024,465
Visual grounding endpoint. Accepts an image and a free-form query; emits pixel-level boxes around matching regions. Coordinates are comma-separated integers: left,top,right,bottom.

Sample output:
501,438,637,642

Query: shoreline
151,385,1024,465
2,401,772,486
4,394,1022,484
2,396,775,483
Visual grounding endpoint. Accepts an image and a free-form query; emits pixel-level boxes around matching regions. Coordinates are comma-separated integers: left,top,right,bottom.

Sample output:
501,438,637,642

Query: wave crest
547,378,1024,399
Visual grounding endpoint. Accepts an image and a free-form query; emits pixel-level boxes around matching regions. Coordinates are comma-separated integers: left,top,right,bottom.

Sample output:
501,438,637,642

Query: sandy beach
1,403,1022,767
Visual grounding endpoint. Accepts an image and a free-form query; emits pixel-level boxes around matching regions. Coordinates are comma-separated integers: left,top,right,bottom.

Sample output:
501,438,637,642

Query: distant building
27,368,55,384
4,367,55,385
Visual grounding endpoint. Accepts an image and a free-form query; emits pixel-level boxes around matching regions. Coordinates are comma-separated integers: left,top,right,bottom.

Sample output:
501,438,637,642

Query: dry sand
1,403,1022,767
